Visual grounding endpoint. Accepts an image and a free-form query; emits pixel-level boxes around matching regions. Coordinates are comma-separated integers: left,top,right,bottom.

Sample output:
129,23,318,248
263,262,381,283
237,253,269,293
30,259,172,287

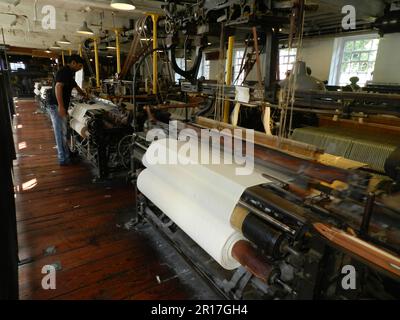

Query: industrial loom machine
64,0,400,299
68,98,134,180
129,119,400,300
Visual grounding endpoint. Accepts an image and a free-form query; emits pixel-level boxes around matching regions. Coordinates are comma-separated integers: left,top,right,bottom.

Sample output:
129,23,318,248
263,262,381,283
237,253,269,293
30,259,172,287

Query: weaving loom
291,126,400,172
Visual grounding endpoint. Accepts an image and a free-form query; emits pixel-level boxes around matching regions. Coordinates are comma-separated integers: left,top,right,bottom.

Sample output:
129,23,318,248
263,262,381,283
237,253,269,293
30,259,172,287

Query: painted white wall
299,37,335,82
206,40,334,83
206,33,400,85
373,33,400,83
246,52,266,83
209,59,221,80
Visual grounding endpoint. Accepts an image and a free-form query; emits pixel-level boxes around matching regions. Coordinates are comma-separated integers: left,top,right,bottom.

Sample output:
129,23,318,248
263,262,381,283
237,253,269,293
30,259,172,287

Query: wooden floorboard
14,100,196,300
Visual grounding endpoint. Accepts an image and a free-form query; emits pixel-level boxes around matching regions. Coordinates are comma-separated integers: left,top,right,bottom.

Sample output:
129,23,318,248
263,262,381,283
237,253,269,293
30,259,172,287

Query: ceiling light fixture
77,21,94,35
110,0,136,11
58,35,71,45
51,42,61,49
106,42,116,50
45,48,52,54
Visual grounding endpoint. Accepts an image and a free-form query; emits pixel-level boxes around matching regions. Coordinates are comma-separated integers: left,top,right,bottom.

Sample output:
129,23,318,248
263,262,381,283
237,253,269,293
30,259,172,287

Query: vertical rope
278,1,306,139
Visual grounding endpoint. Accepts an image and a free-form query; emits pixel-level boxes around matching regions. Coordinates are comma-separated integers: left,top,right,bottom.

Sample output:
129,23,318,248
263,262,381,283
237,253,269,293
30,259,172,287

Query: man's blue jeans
49,104,70,164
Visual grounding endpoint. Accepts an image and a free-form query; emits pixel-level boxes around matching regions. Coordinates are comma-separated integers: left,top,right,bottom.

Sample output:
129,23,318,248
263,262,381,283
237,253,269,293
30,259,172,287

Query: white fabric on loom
138,138,268,269
71,103,114,123
263,107,272,136
231,102,241,126
70,119,88,138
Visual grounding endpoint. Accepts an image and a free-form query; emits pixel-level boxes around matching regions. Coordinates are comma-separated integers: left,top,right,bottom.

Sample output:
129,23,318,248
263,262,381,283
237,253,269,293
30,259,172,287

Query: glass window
233,49,245,85
336,38,380,86
198,56,210,80
10,62,26,71
174,58,185,83
279,48,297,80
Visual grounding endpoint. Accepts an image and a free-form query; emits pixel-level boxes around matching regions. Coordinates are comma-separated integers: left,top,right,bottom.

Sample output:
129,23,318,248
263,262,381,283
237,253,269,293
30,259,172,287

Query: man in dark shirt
49,55,87,165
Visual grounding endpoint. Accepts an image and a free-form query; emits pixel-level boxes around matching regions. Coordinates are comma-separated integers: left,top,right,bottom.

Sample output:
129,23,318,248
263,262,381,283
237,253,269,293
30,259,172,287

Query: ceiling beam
7,45,59,58
318,0,386,19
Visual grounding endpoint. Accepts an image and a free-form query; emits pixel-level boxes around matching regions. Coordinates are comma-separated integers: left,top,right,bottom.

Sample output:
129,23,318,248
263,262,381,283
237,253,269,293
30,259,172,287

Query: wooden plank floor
13,100,198,300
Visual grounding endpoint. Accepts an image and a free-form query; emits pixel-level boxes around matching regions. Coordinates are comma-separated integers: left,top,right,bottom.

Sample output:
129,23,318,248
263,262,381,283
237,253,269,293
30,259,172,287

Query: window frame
329,33,380,86
10,62,26,71
198,55,210,80
174,58,185,83
175,55,210,82
233,48,245,85
279,47,297,80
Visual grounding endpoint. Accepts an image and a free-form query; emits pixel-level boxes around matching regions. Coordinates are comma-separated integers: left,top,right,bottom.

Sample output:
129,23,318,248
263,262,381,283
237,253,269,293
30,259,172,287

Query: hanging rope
278,0,306,139
214,23,226,123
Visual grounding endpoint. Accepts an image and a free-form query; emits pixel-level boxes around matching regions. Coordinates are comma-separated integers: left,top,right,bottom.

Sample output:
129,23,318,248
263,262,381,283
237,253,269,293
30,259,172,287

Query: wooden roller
231,205,285,258
232,240,278,283
314,223,400,278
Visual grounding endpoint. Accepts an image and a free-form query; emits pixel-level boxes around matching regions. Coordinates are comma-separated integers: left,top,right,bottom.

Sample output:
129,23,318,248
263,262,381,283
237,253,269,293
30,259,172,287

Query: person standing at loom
48,55,88,166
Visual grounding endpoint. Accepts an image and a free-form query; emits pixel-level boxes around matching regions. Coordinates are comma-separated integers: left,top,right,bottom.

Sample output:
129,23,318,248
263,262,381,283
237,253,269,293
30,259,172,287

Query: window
174,58,185,83
330,36,380,86
198,57,210,80
10,62,26,71
175,56,210,82
279,48,297,80
233,49,245,85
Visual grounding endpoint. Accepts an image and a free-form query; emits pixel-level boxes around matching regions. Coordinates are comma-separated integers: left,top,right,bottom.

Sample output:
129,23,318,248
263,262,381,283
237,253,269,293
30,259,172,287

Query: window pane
279,47,297,80
368,62,375,71
360,52,369,61
341,63,349,73
234,49,245,84
343,52,351,62
339,74,349,86
344,41,354,52
372,39,380,50
337,36,379,86
354,40,364,51
351,62,360,72
175,58,185,82
364,40,373,50
369,51,377,61
351,52,360,61
360,62,368,72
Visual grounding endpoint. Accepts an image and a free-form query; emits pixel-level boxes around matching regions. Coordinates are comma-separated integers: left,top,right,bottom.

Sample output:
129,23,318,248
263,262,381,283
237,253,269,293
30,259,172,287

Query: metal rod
151,14,159,95
115,29,121,74
252,27,262,87
93,38,100,88
78,44,83,58
238,200,296,235
1,28,9,68
360,192,375,238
